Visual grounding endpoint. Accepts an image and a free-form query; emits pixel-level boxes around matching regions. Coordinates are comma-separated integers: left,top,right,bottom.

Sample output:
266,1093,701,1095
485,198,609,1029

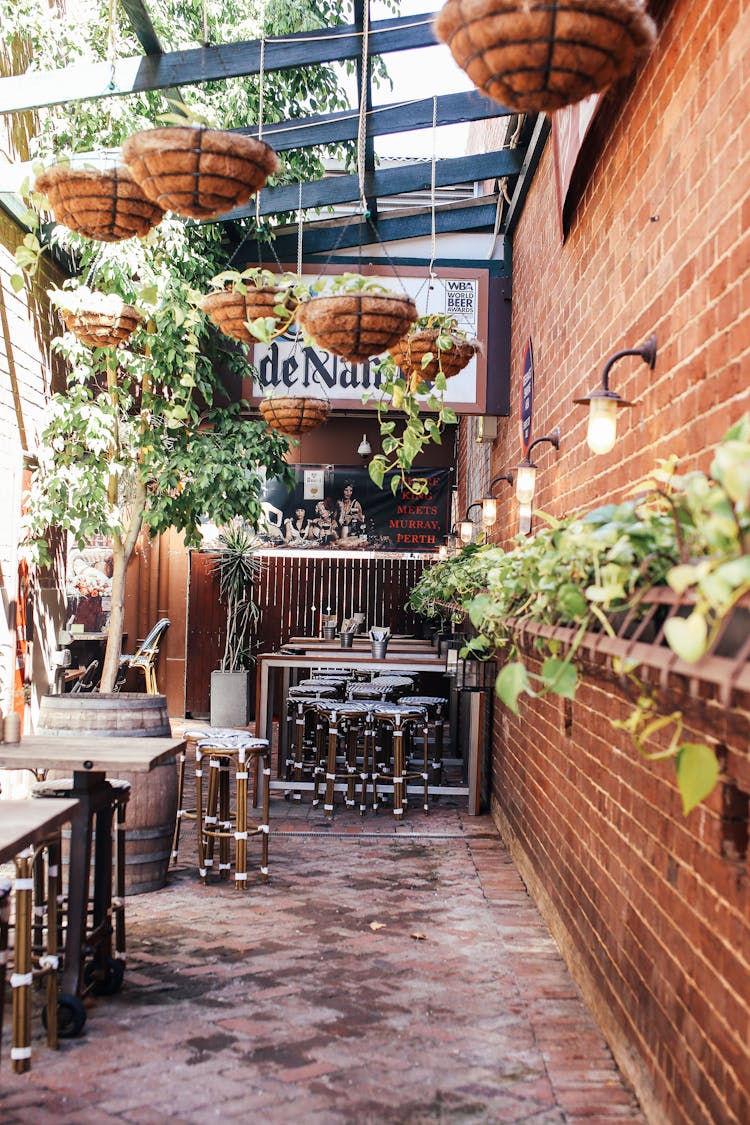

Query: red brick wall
487,1,750,1121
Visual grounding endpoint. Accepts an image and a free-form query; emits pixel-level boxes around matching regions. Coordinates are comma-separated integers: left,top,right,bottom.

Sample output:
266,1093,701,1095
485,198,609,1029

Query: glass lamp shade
514,464,537,505
459,519,474,543
481,497,497,526
518,502,533,536
587,396,618,454
357,433,372,456
438,544,448,559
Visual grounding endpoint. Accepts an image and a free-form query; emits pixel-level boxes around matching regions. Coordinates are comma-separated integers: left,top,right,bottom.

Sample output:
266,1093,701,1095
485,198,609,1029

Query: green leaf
557,583,588,618
666,563,704,595
664,612,708,663
676,742,720,814
496,661,531,715
540,658,578,698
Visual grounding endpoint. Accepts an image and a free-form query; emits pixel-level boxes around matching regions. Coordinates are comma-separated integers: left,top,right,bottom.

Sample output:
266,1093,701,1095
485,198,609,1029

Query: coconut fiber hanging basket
391,329,479,382
296,292,418,365
63,301,144,349
201,287,296,345
121,126,280,220
35,164,164,242
435,0,657,114
259,395,331,436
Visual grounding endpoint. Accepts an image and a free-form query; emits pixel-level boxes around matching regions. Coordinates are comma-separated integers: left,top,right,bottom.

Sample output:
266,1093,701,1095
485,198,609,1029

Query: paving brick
1,799,643,1122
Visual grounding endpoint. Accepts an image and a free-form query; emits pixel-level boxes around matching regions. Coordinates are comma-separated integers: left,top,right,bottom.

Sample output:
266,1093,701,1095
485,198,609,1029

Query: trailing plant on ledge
406,415,750,813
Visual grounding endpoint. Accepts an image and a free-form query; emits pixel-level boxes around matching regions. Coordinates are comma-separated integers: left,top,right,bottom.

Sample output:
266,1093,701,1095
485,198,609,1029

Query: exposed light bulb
438,544,448,559
514,464,537,505
587,397,618,454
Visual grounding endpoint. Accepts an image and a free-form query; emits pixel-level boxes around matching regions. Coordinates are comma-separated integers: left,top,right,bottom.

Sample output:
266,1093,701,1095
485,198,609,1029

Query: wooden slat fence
185,550,432,716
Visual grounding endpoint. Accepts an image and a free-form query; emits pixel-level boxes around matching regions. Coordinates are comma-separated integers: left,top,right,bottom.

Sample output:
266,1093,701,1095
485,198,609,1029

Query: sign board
520,338,534,455
257,465,452,553
246,265,494,414
553,93,602,240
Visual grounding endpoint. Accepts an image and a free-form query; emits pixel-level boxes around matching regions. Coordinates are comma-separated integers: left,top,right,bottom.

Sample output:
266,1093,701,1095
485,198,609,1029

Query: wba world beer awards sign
245,265,497,414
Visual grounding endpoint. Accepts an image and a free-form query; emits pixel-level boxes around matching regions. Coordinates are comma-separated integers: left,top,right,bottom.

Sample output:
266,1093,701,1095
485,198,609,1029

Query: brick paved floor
2,773,644,1123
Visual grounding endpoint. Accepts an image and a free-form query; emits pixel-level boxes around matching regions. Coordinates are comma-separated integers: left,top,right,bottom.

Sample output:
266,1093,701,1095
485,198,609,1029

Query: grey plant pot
210,670,251,728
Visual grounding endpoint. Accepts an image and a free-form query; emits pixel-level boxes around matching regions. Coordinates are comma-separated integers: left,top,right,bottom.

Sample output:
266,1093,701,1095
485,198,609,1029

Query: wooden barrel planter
36,693,177,896
295,292,418,364
200,287,296,344
35,164,164,242
121,126,280,220
434,0,657,114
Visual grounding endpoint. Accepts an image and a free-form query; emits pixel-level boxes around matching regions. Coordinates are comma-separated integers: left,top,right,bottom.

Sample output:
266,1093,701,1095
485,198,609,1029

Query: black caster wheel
84,956,125,996
42,992,86,1038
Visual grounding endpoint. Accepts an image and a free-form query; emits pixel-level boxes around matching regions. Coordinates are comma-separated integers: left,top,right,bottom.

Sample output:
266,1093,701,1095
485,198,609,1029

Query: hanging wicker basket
434,0,657,114
200,287,297,344
34,164,164,242
62,302,144,348
296,292,418,364
121,126,280,220
258,395,331,436
391,329,479,382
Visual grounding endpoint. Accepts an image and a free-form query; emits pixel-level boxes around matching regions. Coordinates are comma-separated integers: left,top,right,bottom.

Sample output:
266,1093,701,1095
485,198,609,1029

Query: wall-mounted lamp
477,472,515,527
514,428,561,506
357,433,372,458
573,334,657,454
459,503,483,543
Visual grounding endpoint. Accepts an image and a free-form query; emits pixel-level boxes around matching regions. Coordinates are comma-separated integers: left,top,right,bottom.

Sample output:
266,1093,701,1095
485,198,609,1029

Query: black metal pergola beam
0,12,439,115
256,195,501,260
223,149,523,221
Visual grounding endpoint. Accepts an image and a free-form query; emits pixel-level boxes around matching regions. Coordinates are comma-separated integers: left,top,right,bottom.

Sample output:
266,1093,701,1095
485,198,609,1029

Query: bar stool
396,695,449,785
0,879,9,1064
193,730,271,889
312,700,374,815
4,835,62,1071
286,684,339,799
31,777,130,992
371,701,429,818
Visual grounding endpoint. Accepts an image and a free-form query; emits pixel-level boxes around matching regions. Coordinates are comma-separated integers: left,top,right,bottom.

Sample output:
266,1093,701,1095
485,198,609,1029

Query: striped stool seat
370,702,429,818
312,700,376,815
348,681,400,701
191,730,271,889
396,695,448,785
288,681,343,699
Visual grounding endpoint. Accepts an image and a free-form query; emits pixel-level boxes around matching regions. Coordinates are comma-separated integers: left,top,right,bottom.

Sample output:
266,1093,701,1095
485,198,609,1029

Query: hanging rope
107,0,117,90
201,0,209,46
427,95,438,282
255,13,267,229
297,180,304,276
356,1,370,216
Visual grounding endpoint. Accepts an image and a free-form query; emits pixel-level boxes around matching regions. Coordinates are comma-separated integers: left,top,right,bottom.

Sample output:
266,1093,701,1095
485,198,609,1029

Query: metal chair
114,618,170,694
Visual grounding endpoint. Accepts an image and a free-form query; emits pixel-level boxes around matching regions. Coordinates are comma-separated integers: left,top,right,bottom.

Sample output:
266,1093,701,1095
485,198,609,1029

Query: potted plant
209,521,264,727
48,285,144,348
295,272,417,364
363,352,458,496
201,267,309,346
434,0,657,114
121,124,279,220
34,160,164,242
407,415,750,813
390,312,480,389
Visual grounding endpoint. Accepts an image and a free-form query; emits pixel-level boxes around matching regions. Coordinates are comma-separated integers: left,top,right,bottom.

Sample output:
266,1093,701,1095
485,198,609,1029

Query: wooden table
1,798,79,1071
254,645,481,809
0,737,184,1035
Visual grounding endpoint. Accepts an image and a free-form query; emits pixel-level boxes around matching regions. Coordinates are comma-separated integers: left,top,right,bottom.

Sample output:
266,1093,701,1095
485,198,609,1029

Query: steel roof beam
253,195,501,259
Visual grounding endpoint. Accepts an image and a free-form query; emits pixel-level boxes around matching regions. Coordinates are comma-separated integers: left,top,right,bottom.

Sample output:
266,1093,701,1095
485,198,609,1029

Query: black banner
259,466,452,552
